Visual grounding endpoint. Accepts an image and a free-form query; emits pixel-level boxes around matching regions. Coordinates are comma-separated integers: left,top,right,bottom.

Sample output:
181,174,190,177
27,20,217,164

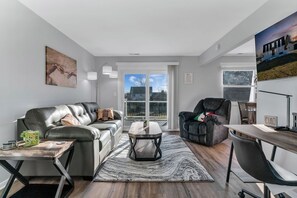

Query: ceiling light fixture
102,65,112,75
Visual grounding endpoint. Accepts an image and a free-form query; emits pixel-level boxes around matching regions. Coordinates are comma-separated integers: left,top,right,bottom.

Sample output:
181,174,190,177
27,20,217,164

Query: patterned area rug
94,134,214,182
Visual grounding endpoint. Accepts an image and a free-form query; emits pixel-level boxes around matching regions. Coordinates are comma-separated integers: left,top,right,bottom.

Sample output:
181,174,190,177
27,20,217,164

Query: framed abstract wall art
45,46,77,88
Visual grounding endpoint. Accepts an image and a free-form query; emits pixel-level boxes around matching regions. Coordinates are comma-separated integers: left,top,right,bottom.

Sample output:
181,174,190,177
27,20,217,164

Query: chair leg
278,193,285,198
238,189,261,198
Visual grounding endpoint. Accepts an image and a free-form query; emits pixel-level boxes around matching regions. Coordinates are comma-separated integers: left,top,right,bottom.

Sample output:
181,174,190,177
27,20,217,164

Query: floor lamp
87,72,98,103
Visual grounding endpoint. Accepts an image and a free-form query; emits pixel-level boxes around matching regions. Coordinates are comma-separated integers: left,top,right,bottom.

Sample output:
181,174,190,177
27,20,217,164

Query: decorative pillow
61,114,81,126
97,108,114,121
194,112,214,122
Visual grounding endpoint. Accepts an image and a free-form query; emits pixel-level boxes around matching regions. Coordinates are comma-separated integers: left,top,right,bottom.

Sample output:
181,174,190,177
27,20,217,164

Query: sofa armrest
113,110,123,120
178,111,197,122
45,125,100,142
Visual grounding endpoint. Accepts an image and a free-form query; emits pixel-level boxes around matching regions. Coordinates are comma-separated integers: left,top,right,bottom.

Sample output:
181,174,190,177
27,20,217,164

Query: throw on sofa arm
45,125,100,142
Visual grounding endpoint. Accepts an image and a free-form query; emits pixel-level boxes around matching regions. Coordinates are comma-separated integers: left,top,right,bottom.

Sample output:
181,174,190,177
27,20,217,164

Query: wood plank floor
4,132,278,198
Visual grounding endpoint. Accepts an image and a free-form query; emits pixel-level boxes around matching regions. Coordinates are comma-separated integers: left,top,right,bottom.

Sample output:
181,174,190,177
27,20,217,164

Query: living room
1,0,297,197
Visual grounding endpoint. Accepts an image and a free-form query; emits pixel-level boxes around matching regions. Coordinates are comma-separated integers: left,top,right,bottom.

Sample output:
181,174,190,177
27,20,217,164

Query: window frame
221,69,257,102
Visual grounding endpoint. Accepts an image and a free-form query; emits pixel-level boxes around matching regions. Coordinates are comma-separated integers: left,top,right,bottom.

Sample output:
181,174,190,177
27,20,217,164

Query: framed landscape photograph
255,11,297,81
45,46,77,88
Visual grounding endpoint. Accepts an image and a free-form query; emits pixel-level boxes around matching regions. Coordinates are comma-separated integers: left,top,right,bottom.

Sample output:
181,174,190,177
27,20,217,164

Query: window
222,70,256,102
123,73,167,128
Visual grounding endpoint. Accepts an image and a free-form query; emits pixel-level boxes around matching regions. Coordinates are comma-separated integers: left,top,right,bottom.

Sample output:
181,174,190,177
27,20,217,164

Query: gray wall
257,78,297,173
95,56,256,126
0,0,95,186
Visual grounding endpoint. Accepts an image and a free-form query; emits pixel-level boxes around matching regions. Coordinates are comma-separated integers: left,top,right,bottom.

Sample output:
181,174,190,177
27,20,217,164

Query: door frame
117,62,177,130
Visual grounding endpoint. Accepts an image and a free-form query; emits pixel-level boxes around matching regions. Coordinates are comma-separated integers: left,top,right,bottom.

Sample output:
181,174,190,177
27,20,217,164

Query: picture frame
184,73,193,84
255,11,297,81
45,46,77,88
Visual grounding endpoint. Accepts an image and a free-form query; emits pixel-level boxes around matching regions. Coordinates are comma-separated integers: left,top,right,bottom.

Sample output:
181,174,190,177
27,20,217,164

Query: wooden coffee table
0,139,75,198
128,121,162,161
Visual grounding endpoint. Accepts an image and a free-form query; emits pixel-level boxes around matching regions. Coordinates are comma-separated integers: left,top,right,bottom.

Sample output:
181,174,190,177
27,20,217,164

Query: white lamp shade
102,66,112,75
87,72,97,80
109,70,118,78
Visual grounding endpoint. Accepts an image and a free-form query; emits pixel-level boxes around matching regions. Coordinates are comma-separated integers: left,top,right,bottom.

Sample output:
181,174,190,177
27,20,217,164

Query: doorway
123,73,167,129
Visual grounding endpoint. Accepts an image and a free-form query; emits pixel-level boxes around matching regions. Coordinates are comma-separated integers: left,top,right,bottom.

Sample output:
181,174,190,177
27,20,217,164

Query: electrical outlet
264,115,278,127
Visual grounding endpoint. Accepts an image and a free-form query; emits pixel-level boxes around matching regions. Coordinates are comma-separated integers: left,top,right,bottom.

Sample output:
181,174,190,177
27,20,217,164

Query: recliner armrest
45,125,100,142
179,111,198,122
204,114,228,125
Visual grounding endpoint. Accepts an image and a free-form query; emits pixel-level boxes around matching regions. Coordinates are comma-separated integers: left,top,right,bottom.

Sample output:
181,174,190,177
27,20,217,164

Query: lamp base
274,126,290,131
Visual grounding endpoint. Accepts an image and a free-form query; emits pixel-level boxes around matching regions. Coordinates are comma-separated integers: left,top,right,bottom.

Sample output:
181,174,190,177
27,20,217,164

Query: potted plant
20,130,40,147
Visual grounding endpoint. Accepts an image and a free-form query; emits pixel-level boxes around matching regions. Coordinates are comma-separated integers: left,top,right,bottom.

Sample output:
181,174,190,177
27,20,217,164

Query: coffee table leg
154,136,162,160
0,160,29,198
129,137,138,160
53,147,74,198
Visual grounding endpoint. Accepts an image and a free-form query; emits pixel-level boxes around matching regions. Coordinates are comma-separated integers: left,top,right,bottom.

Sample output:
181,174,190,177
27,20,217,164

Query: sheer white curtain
167,65,179,130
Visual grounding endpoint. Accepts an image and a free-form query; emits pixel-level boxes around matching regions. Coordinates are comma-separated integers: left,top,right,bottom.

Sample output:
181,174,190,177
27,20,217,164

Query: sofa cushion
89,123,118,135
67,104,91,125
97,108,114,121
99,130,111,150
81,102,99,123
24,105,71,137
61,114,81,126
102,120,122,129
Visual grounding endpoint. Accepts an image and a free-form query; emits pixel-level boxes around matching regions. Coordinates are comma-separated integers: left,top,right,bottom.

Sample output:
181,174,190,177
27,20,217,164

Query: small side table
0,139,75,198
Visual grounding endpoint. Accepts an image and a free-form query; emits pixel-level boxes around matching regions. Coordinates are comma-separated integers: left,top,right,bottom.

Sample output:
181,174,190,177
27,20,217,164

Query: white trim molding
117,62,180,71
220,62,256,69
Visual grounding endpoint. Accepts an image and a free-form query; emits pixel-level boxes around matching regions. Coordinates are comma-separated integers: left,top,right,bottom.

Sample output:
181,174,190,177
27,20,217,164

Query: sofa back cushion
81,102,99,123
24,105,71,137
67,104,92,125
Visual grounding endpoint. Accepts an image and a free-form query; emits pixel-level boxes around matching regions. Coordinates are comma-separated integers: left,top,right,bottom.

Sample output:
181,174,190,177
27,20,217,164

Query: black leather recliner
179,98,231,146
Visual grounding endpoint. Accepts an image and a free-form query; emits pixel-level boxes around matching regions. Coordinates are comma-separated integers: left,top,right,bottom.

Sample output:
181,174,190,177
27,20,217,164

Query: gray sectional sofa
17,102,123,178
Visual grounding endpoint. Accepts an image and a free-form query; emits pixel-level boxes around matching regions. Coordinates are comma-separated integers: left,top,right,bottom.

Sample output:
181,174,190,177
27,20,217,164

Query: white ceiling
226,39,256,56
19,0,267,56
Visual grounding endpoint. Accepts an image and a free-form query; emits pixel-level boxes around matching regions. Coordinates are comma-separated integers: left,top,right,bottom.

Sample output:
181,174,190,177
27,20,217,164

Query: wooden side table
0,140,75,198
